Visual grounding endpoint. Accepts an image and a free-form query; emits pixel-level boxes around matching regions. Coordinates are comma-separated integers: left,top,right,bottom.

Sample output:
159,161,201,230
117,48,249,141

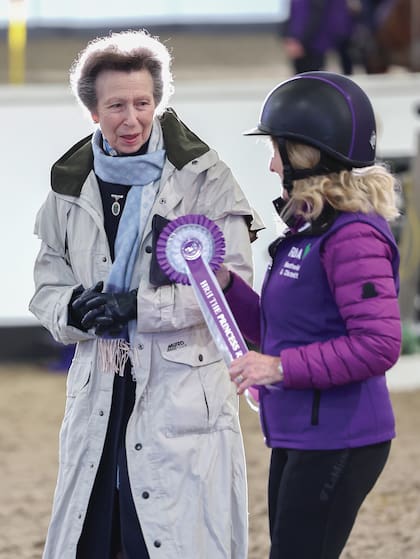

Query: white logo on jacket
279,246,304,279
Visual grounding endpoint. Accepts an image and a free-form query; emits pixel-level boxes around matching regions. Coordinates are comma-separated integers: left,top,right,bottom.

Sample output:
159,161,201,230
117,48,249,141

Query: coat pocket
158,340,238,437
66,357,92,398
60,357,92,466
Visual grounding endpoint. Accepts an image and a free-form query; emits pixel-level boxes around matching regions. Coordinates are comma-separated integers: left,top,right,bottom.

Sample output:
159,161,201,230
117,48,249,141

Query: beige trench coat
29,129,258,559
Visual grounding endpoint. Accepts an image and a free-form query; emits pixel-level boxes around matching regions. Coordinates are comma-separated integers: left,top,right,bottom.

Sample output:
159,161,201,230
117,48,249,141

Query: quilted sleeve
224,272,261,346
281,222,402,390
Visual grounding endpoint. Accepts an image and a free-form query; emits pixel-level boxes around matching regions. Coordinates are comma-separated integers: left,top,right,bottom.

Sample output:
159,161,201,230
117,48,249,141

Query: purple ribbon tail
185,256,248,362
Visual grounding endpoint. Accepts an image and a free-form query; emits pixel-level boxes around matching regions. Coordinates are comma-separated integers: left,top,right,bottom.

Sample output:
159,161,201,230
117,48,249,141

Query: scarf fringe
97,338,142,381
97,338,131,377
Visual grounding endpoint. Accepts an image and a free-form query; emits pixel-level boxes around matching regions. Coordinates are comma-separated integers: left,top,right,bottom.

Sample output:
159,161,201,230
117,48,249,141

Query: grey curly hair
69,29,174,116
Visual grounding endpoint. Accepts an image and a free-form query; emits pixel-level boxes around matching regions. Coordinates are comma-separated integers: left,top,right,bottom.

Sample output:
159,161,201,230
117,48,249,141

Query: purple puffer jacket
226,212,401,450
287,0,354,54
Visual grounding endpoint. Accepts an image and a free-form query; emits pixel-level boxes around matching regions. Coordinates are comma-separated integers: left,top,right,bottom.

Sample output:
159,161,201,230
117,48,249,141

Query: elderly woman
29,30,258,559
217,72,402,559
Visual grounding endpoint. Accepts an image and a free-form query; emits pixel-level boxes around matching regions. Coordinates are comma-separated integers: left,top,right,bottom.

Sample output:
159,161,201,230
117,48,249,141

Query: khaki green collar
51,108,210,196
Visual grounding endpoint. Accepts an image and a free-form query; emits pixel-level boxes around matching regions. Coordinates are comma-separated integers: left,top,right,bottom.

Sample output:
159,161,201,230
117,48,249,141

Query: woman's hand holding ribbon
229,351,283,395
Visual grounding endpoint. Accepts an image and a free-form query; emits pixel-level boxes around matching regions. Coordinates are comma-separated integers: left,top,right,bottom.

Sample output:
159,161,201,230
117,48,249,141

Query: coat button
102,256,107,262
135,443,143,450
142,491,150,499
145,245,152,253
99,410,104,416
198,354,203,362
154,540,162,548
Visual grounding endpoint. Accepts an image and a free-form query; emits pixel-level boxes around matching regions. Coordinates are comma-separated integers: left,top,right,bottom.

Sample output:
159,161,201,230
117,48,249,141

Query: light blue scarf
92,122,166,294
93,122,166,377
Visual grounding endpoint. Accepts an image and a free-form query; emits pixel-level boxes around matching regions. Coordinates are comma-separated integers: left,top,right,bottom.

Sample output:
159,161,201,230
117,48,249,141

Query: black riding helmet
244,71,377,193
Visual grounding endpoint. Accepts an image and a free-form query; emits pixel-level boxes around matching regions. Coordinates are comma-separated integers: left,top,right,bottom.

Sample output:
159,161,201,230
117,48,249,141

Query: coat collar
51,108,210,196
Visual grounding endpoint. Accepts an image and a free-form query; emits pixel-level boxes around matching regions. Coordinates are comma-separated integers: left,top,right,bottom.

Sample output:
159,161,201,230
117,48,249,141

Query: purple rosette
157,214,259,411
156,214,225,284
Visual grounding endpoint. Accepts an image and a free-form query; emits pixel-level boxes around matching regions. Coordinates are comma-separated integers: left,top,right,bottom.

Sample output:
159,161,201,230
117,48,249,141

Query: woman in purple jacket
217,72,401,558
283,0,355,74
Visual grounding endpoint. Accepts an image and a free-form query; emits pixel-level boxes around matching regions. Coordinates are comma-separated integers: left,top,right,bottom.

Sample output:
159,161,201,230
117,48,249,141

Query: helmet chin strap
277,139,351,194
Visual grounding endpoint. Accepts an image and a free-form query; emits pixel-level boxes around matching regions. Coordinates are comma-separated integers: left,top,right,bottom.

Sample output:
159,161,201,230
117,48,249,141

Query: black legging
268,441,391,559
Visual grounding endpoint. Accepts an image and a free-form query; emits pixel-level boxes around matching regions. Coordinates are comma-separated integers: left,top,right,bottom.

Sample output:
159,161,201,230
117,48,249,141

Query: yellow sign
8,0,27,84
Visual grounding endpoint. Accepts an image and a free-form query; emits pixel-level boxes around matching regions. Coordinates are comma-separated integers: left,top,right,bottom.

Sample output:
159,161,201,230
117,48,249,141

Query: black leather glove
68,281,104,331
79,290,138,336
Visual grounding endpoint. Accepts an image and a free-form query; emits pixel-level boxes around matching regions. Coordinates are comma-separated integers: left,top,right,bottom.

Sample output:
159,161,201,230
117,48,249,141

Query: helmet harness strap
277,138,352,194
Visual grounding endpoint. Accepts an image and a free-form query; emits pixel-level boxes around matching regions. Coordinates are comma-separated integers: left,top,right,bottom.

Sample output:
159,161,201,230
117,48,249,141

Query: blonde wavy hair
281,141,399,223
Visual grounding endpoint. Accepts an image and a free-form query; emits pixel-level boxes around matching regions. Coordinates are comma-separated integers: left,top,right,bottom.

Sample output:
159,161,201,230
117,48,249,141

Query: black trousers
77,369,149,559
292,52,325,74
268,441,391,559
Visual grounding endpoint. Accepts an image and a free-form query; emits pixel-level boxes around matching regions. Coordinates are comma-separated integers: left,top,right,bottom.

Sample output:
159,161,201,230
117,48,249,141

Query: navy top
97,179,130,261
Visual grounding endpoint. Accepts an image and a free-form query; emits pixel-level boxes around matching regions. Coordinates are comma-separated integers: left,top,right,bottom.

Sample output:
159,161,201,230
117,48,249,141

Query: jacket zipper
264,236,323,428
